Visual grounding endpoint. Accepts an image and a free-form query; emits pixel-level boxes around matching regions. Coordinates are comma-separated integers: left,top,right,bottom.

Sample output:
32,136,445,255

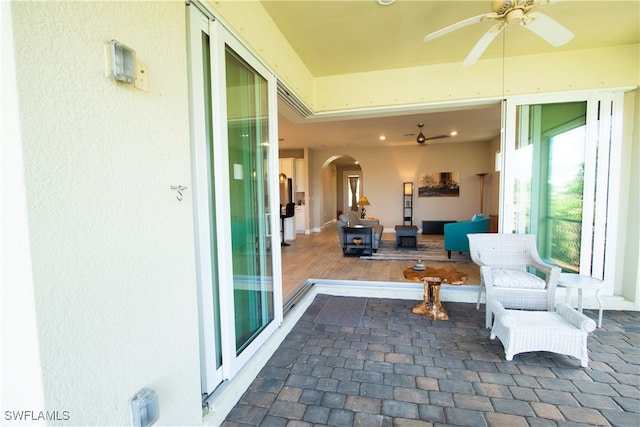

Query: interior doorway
343,171,362,215
333,156,362,219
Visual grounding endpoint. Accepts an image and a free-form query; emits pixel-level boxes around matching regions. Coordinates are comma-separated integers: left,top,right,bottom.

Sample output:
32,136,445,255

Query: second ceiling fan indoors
415,123,450,145
423,0,574,67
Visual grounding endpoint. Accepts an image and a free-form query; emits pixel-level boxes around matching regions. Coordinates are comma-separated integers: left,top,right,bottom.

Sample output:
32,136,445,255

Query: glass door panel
188,4,280,396
506,99,595,274
225,48,274,354
546,124,586,272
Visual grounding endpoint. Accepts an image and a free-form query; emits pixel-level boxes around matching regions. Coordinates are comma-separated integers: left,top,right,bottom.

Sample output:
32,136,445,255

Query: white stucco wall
1,1,46,422
9,1,202,425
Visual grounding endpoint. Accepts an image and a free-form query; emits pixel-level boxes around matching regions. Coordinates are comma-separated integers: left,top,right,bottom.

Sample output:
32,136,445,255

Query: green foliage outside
546,164,585,272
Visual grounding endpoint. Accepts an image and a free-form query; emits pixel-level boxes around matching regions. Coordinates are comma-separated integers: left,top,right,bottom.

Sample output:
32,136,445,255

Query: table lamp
357,196,370,219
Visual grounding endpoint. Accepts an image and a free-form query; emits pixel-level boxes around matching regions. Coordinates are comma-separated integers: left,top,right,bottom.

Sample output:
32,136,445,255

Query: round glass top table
558,273,604,327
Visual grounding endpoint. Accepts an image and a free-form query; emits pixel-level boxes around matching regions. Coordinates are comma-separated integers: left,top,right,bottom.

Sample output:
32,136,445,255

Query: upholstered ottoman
488,300,596,367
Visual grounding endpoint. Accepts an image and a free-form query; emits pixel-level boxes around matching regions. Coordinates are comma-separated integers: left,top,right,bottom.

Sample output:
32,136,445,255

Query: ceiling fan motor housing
492,0,537,16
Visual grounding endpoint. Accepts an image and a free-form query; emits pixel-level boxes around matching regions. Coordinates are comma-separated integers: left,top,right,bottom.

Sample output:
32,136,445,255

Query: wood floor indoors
280,223,480,301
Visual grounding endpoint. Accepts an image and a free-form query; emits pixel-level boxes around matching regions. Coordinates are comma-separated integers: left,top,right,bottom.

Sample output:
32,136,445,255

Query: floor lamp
476,173,488,214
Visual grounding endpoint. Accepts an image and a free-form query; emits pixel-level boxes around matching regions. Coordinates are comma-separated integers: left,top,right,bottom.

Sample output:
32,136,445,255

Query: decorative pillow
491,269,546,289
472,214,485,221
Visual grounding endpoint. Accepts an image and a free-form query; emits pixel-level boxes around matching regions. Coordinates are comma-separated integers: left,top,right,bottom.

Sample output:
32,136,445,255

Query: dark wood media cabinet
421,220,455,235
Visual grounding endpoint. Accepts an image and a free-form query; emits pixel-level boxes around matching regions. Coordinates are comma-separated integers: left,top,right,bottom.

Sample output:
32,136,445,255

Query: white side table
558,273,604,327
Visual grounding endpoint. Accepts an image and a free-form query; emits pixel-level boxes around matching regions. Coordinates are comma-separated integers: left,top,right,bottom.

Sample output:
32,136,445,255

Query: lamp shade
357,196,370,206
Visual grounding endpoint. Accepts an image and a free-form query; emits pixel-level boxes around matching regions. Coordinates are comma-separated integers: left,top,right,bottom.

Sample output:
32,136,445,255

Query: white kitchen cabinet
279,157,294,180
283,217,295,241
295,158,306,192
295,205,306,234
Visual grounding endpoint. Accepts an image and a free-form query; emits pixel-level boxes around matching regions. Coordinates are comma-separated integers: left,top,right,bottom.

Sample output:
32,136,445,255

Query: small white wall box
131,388,159,427
108,40,136,84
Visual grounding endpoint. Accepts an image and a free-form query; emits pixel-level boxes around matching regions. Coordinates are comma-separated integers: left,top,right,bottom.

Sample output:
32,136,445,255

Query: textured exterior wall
11,1,202,425
1,0,46,417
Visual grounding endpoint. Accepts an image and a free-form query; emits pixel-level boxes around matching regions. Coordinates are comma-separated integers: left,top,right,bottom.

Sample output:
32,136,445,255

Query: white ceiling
264,0,639,151
277,100,503,150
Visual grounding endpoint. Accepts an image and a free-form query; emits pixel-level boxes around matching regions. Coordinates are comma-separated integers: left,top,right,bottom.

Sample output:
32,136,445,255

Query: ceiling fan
423,0,574,67
413,123,449,145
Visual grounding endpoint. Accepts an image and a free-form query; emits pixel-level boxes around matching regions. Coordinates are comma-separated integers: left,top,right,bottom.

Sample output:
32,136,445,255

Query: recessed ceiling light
450,131,458,136
379,135,386,141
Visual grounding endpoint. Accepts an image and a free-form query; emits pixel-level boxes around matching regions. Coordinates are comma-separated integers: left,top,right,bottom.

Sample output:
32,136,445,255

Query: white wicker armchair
468,233,561,328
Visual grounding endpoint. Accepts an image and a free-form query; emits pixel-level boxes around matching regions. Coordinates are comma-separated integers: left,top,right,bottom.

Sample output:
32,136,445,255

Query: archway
319,154,363,225
280,154,366,303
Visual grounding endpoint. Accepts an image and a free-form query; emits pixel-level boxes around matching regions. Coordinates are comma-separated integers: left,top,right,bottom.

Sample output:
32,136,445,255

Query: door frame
500,90,625,296
187,3,283,397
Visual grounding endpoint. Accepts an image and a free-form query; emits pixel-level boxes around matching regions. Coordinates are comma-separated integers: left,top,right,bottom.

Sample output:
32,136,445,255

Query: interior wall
309,141,493,231
322,163,336,225
10,2,202,424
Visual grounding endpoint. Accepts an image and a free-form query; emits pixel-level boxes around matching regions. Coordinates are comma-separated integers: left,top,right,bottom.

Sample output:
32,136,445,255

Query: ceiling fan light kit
423,0,574,67
416,123,426,144
415,123,450,145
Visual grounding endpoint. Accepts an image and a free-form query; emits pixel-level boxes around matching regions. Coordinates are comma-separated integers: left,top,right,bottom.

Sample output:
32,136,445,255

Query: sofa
444,214,491,258
337,211,384,252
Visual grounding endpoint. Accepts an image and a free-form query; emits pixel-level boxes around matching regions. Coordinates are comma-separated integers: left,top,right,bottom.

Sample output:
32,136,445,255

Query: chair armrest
528,259,557,275
487,300,515,327
555,303,596,332
479,265,494,287
528,261,561,289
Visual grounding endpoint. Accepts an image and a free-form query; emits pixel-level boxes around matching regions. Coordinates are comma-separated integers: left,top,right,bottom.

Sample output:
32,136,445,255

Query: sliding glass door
187,4,282,397
510,101,587,271
501,92,623,289
225,49,274,354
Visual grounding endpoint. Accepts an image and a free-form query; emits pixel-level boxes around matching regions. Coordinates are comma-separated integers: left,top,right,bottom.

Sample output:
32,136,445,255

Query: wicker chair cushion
492,269,546,289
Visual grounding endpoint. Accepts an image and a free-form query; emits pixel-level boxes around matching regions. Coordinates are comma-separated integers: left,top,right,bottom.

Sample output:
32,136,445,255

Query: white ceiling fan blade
462,23,504,67
423,13,497,43
521,12,574,46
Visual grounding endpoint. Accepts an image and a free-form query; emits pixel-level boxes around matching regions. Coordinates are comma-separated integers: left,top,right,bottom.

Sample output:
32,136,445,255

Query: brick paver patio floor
223,295,639,427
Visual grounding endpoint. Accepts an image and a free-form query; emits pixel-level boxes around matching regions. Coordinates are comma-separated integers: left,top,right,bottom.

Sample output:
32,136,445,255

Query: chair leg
485,307,492,329
281,217,290,247
476,284,484,310
447,250,451,259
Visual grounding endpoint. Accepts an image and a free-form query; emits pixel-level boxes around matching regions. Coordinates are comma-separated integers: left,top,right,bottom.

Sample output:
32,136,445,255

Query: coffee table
403,266,467,320
395,225,418,250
